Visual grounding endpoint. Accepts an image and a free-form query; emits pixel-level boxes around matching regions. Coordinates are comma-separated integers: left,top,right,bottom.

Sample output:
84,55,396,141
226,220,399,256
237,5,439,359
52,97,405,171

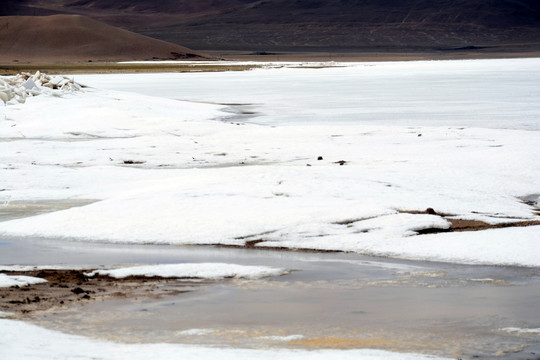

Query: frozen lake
1,58,540,360
77,59,540,130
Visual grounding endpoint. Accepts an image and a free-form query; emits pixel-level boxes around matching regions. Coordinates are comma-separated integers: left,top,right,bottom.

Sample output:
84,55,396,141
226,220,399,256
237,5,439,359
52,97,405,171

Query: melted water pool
2,236,538,360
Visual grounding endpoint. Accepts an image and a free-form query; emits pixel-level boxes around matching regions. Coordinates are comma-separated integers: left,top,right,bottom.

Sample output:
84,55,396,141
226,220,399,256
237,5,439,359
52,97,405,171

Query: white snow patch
177,328,217,336
501,327,540,335
0,273,47,288
85,263,290,279
0,311,14,318
0,319,452,360
0,265,94,272
258,334,306,342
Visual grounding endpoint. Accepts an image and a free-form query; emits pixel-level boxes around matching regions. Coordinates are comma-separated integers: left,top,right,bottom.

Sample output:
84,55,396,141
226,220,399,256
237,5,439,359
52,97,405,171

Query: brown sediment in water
286,336,453,354
0,269,209,318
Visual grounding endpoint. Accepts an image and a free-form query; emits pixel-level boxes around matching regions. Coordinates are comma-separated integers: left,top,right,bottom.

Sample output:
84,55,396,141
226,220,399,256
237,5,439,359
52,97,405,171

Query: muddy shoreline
0,269,211,319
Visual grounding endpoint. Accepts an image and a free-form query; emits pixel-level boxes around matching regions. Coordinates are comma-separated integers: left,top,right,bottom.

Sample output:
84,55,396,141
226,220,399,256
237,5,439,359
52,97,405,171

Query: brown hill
0,14,211,62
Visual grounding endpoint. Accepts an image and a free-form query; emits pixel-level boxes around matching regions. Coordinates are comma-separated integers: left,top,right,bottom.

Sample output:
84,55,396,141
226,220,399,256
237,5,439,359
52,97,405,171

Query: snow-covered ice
0,319,452,360
81,58,540,130
85,263,290,279
0,273,47,288
0,58,539,266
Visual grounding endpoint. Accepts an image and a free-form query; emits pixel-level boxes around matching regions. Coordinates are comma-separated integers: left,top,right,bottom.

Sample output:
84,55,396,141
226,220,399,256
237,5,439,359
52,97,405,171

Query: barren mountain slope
0,14,210,62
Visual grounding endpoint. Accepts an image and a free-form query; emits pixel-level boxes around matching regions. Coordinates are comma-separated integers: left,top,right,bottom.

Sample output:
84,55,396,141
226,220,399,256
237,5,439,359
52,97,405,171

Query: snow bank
259,225,540,267
0,273,47,288
85,263,290,279
0,319,451,360
0,71,82,104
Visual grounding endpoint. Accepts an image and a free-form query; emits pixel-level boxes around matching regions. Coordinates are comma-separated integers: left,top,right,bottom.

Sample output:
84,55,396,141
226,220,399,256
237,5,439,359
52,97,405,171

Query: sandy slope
0,15,211,62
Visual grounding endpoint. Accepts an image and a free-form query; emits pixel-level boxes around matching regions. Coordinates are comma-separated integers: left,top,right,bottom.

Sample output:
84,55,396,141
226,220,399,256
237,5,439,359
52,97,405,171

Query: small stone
317,156,323,160
71,287,85,295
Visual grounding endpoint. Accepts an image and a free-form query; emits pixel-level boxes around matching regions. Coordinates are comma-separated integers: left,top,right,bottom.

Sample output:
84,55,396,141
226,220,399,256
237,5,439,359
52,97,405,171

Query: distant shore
0,62,261,76
1,49,539,75
206,48,540,62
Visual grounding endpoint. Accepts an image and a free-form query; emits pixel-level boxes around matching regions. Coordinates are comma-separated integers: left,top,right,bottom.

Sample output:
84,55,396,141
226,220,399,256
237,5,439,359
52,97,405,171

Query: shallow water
0,199,96,222
1,236,539,359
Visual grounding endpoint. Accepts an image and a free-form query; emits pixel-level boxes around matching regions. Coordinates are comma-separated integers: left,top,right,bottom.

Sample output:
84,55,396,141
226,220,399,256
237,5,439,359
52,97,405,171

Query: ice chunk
0,273,47,288
21,78,38,91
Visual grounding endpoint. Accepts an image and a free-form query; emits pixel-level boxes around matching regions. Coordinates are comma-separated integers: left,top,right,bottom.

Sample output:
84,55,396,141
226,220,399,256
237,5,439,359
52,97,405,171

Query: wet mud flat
1,237,539,360
0,269,212,318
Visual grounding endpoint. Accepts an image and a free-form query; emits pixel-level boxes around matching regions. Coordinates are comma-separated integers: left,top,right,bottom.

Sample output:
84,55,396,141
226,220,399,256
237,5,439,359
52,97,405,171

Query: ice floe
85,263,290,279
